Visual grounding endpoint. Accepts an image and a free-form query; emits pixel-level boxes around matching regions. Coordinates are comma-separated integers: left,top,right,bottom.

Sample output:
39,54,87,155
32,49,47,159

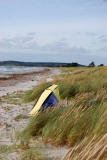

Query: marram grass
21,66,107,159
61,134,107,160
21,90,107,148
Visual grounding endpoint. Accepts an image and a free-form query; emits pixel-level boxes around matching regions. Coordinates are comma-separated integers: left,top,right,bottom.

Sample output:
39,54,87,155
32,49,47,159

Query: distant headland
0,61,85,67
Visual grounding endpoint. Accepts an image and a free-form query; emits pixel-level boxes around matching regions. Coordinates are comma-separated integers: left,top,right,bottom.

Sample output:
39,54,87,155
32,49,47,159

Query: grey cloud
60,38,66,41
99,35,107,39
86,32,97,36
68,46,90,53
11,41,38,50
0,37,90,54
0,40,12,48
4,36,33,43
77,32,81,35
100,35,106,39
54,41,68,47
40,41,90,53
20,37,33,43
0,36,34,49
25,41,38,49
98,46,107,52
91,42,97,44
41,41,68,51
101,39,107,43
77,32,97,36
28,32,36,36
12,37,33,43
99,35,107,43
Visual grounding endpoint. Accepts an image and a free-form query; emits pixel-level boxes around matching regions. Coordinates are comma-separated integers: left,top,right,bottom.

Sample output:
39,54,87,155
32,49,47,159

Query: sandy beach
0,68,50,96
0,68,69,160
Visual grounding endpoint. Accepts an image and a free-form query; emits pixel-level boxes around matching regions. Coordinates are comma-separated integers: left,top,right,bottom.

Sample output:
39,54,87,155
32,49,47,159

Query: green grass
0,145,13,154
0,142,46,160
20,146,46,160
14,114,29,121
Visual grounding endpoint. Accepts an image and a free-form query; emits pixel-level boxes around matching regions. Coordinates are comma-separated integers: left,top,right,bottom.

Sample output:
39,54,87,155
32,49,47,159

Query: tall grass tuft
62,134,107,160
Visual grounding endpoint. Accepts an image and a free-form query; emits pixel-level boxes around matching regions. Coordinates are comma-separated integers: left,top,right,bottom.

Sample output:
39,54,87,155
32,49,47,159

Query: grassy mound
21,67,107,156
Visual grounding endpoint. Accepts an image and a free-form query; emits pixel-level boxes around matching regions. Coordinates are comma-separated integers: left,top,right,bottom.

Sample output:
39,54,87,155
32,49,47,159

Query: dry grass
62,134,107,160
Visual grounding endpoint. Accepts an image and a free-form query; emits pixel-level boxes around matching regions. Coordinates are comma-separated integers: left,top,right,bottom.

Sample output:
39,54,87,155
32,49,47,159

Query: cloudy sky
0,0,107,65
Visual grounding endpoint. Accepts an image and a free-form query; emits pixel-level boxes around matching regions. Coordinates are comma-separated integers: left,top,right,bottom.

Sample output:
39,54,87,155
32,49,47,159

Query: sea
0,66,44,74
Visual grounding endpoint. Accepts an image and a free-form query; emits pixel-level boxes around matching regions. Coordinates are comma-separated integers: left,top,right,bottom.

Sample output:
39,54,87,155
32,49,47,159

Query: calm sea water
0,66,43,74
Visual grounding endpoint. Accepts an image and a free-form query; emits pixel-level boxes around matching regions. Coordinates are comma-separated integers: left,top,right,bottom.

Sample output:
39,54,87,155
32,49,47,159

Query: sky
0,0,107,66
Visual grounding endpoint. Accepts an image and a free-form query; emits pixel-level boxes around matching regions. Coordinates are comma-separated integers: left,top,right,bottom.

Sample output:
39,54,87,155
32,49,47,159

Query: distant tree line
88,62,95,67
88,62,104,67
63,62,104,67
63,62,78,67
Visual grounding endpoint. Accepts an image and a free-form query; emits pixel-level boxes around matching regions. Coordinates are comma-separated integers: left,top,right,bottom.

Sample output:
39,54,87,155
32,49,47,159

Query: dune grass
24,67,107,102
21,66,107,159
21,95,107,147
62,134,107,160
